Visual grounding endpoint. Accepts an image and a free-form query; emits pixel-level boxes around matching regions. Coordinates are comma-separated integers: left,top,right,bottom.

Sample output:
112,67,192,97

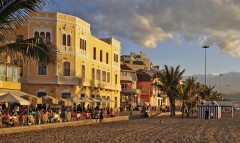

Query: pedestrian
205,108,209,120
210,112,214,119
99,109,104,123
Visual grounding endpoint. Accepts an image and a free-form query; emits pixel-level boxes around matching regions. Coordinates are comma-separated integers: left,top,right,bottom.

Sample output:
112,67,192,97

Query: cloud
46,0,240,57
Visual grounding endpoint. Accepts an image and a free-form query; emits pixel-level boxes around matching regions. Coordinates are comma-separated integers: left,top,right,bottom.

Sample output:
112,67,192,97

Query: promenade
0,111,239,143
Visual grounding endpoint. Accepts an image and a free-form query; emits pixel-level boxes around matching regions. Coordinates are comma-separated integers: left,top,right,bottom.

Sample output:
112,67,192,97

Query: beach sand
0,112,239,143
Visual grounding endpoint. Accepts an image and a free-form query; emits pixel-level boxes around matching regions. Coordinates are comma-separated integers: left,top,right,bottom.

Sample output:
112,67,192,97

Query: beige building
121,51,152,70
120,64,140,109
15,12,121,110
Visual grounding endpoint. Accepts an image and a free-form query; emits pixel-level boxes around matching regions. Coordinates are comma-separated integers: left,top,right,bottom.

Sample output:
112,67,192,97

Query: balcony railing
59,46,75,53
76,49,89,57
79,77,91,86
121,88,141,94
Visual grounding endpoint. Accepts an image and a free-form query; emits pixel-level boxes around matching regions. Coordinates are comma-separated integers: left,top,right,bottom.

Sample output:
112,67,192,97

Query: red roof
121,64,134,71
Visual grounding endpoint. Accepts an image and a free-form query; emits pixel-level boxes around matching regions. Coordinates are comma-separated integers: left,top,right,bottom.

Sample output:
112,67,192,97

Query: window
84,40,86,51
63,62,70,76
62,34,66,45
114,54,118,63
81,65,85,78
114,97,117,108
80,39,87,51
67,35,71,46
62,93,71,99
115,74,118,84
106,53,109,64
96,69,100,81
107,72,110,82
46,32,51,41
102,71,106,82
37,92,47,97
34,32,39,38
92,68,95,80
102,96,106,108
100,50,102,62
80,39,83,49
40,32,45,38
16,35,23,42
107,96,110,107
93,47,96,60
38,62,47,75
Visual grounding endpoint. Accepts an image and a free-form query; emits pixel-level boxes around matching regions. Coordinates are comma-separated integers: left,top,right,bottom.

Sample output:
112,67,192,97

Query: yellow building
16,12,121,110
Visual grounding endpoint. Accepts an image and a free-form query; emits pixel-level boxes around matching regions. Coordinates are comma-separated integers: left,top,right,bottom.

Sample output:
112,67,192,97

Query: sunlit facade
16,12,121,110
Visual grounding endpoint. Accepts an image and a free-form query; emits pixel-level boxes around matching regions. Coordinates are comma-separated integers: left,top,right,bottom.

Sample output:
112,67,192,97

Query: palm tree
0,0,56,64
176,81,190,117
184,77,203,117
156,65,185,117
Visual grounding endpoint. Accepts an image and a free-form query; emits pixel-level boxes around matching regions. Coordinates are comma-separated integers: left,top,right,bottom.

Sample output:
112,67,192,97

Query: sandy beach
0,112,239,143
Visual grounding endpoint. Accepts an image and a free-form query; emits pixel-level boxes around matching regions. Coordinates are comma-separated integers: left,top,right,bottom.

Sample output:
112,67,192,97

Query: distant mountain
184,72,240,106
184,72,240,94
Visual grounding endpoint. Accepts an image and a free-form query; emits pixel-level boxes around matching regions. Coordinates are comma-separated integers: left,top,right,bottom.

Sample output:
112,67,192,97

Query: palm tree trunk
187,105,191,117
181,103,185,118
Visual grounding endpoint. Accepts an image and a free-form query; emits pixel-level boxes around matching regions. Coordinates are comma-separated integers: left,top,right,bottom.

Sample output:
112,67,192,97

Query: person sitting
110,108,115,117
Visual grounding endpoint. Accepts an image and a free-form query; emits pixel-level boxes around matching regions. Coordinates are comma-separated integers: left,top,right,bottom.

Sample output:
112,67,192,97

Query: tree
184,77,202,117
176,81,190,118
155,65,185,117
0,0,56,64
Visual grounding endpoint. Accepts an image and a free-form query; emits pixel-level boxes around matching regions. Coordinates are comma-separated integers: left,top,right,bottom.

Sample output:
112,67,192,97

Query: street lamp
202,45,209,86
219,74,223,95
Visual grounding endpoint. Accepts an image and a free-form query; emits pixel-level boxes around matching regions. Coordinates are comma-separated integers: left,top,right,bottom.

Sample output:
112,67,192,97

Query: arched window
67,35,71,46
107,72,110,82
81,65,85,78
92,68,95,80
96,69,100,81
34,32,39,38
63,62,70,76
62,34,66,45
102,71,106,82
37,92,47,97
40,32,45,38
62,92,71,99
38,62,47,75
46,32,51,41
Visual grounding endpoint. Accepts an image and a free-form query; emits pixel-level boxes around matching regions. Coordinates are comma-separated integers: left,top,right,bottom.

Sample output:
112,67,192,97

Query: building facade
121,51,152,70
15,12,121,110
136,70,169,109
120,64,140,109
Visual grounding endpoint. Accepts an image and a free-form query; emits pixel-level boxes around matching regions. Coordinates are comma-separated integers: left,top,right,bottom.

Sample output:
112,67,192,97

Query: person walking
205,108,209,120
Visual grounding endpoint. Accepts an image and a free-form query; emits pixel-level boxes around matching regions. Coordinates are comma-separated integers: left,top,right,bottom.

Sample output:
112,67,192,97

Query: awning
0,92,30,105
0,89,42,104
41,96,58,104
59,98,72,106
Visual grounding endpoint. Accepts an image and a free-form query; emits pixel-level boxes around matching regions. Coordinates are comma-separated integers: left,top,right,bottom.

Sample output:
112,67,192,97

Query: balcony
79,77,91,86
76,49,89,57
121,88,141,94
21,75,79,85
59,45,75,53
120,76,133,81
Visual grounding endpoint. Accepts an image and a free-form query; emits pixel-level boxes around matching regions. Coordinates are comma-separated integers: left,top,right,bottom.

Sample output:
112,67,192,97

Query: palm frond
0,37,57,64
0,0,50,41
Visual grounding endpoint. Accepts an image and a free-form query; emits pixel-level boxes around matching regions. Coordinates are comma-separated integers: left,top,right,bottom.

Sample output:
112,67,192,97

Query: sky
44,0,240,76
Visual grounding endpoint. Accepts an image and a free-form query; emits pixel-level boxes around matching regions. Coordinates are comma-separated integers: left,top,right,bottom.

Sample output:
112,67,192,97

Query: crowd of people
0,103,116,127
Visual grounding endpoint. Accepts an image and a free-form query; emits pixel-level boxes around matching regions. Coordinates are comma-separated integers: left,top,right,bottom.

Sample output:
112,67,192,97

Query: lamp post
202,45,209,86
219,74,223,95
